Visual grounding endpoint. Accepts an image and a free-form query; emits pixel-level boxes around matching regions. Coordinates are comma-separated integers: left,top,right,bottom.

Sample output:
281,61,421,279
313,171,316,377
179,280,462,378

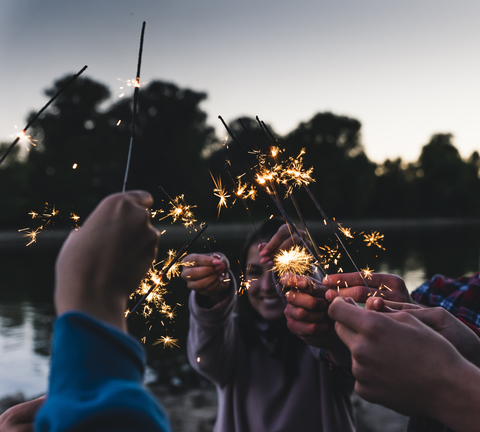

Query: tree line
1,74,480,228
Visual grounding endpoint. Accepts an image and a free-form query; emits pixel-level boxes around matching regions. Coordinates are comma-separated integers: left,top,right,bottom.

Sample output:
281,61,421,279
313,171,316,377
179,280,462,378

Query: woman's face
245,242,285,322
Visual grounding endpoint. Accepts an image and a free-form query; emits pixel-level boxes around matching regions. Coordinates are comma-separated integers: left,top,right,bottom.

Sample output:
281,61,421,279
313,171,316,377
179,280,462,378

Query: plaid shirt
407,272,480,432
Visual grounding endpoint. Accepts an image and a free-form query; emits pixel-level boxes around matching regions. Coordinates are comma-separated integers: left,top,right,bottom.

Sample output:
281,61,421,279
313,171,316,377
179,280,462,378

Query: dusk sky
1,0,480,163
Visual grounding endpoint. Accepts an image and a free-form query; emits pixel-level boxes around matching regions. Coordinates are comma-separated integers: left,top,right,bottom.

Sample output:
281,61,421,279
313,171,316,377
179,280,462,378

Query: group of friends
1,190,479,432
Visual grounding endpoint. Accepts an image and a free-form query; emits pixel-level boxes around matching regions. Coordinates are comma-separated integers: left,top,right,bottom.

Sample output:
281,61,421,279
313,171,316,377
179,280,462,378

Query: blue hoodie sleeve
35,312,171,432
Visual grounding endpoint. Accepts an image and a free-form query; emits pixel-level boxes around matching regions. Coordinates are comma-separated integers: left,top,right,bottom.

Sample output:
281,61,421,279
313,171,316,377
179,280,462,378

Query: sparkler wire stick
226,170,258,233
266,187,326,277
302,184,371,288
126,223,208,320
122,21,146,192
218,116,257,171
255,116,320,259
259,119,372,292
0,65,88,165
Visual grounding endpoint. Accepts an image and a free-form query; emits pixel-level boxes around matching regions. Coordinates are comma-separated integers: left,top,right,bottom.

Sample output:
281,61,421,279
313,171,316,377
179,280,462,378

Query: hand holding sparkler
55,191,159,331
181,253,232,308
328,296,480,428
259,223,310,266
365,296,480,368
323,272,413,304
282,273,351,368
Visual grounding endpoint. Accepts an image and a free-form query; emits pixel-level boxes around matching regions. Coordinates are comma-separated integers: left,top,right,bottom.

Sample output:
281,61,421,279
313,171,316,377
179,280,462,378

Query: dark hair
236,218,304,376
237,218,286,338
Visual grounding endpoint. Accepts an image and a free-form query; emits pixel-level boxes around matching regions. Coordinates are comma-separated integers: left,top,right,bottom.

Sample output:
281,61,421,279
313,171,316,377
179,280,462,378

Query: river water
1,223,479,399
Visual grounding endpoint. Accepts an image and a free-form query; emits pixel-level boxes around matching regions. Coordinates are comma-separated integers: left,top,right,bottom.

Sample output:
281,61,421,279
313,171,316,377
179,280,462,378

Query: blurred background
1,1,480,431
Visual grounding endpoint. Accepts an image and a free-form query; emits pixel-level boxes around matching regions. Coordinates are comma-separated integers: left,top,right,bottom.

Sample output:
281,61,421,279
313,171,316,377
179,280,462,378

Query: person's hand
258,223,309,266
0,395,46,432
367,297,480,367
181,253,231,307
55,191,160,331
328,296,480,421
323,272,412,304
282,273,351,367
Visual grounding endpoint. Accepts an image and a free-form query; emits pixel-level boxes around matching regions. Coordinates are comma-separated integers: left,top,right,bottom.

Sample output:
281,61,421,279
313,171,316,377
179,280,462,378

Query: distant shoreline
2,217,480,249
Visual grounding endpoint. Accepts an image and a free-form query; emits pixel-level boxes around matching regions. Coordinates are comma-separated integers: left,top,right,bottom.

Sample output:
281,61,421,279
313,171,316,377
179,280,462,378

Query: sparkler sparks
155,195,197,228
0,65,88,165
210,172,230,217
153,336,179,349
273,245,314,278
363,231,385,249
338,223,354,239
361,266,374,279
22,227,43,246
279,149,315,190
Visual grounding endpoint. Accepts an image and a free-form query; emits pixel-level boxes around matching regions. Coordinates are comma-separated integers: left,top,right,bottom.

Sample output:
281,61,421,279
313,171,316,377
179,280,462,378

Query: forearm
187,287,237,385
36,313,170,432
430,358,480,432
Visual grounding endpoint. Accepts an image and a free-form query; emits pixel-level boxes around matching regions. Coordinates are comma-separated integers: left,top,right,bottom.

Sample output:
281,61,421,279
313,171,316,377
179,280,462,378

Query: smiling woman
181,218,356,432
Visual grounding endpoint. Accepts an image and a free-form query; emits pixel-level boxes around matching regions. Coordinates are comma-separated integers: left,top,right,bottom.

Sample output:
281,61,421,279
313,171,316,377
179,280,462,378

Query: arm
36,191,171,432
367,296,480,368
329,296,480,432
187,283,238,386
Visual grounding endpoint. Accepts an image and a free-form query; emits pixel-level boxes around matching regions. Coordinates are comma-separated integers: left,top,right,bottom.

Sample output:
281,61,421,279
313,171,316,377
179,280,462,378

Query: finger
325,289,339,302
334,320,359,348
280,273,327,297
328,296,369,331
181,254,215,267
287,317,331,339
324,272,402,291
285,290,327,312
122,190,154,208
5,395,46,424
335,286,371,303
188,273,225,293
182,266,219,283
259,224,291,258
284,303,326,322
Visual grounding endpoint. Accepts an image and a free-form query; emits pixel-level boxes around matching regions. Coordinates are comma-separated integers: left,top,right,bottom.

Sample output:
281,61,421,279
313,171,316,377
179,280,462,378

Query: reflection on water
0,302,54,398
1,224,480,398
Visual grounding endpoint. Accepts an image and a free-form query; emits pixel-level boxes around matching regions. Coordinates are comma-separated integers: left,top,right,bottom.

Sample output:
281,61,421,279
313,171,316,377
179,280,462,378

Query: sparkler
259,120,373,292
122,21,146,192
126,223,208,320
0,65,88,165
219,116,326,277
273,245,314,278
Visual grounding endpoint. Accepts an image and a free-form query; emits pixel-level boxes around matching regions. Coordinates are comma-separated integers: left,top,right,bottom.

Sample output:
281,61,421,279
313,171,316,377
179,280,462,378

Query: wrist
428,356,480,431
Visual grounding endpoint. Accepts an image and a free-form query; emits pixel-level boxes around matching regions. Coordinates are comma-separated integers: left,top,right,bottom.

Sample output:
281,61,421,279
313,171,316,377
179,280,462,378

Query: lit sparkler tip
273,245,314,278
